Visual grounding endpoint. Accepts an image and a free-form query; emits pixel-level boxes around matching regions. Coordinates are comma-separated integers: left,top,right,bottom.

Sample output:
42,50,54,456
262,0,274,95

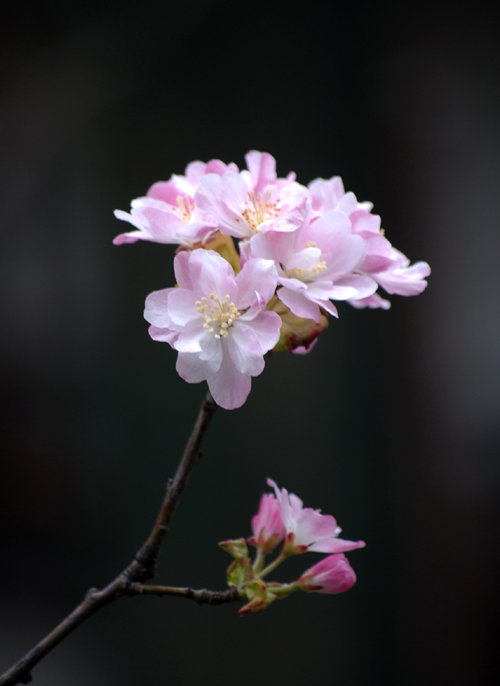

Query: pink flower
297,553,357,594
113,158,238,247
194,159,308,240
308,177,430,307
247,210,377,323
113,197,217,247
248,493,286,554
347,210,430,304
144,249,281,410
267,479,366,555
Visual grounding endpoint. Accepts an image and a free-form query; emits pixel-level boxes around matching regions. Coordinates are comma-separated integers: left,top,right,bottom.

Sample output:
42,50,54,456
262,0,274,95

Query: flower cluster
115,151,430,409
220,479,365,614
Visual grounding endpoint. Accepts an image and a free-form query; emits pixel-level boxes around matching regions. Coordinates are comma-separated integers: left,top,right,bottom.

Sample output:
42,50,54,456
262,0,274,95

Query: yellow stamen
241,190,281,232
198,292,241,338
176,195,195,223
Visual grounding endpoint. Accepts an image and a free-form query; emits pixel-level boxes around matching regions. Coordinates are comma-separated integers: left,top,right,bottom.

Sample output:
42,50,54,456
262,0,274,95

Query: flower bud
248,493,286,554
297,553,357,594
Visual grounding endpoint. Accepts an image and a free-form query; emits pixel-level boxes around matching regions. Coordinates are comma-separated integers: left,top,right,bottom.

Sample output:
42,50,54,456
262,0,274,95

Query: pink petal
278,287,322,323
173,321,207,353
322,234,366,281
148,179,193,203
194,250,238,299
176,350,220,383
348,292,391,310
350,210,381,234
144,288,178,328
207,345,252,410
168,289,200,326
294,509,339,546
236,258,278,309
238,311,281,354
174,251,194,290
245,151,277,192
227,324,266,376
195,173,251,239
308,538,366,553
375,261,431,296
328,275,378,301
148,325,179,346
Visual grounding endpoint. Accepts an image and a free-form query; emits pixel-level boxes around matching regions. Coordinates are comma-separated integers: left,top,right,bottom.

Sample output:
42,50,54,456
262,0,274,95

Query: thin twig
128,583,241,606
0,391,217,686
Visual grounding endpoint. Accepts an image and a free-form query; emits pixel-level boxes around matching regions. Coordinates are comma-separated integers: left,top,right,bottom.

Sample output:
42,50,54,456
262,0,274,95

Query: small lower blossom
297,553,357,594
144,249,281,410
267,479,366,555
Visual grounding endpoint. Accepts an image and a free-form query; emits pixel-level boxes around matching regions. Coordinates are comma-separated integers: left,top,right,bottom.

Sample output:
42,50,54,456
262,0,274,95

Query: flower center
176,195,195,223
241,190,281,232
285,242,327,281
196,294,241,339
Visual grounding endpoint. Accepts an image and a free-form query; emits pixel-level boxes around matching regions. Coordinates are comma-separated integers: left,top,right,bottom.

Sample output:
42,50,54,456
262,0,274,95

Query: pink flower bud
298,553,357,594
248,493,286,554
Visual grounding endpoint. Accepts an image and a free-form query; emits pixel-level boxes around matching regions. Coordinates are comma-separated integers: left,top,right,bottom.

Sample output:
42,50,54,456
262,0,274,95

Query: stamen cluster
197,294,240,339
241,190,281,232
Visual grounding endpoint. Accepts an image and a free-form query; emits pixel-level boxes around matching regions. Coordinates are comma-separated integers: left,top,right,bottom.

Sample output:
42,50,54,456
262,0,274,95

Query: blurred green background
1,1,499,684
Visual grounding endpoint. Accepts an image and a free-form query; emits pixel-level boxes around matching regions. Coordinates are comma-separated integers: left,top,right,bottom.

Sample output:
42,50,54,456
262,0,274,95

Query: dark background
1,1,500,684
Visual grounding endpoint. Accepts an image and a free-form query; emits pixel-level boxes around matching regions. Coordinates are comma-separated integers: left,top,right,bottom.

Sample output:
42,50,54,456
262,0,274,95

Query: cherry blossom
346,209,430,305
144,249,281,410
248,493,286,554
267,479,366,555
194,162,308,241
113,158,237,247
247,210,377,323
308,176,430,308
297,553,357,594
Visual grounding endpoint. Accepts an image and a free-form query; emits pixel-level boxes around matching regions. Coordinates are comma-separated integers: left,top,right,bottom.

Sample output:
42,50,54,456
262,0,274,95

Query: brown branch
0,391,218,686
128,583,242,606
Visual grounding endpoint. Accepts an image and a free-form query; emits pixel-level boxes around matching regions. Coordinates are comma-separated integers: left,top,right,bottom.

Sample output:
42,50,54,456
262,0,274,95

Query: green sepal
218,538,249,559
219,539,253,589
204,232,241,274
266,295,329,353
226,556,253,589
266,582,297,599
238,579,277,615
